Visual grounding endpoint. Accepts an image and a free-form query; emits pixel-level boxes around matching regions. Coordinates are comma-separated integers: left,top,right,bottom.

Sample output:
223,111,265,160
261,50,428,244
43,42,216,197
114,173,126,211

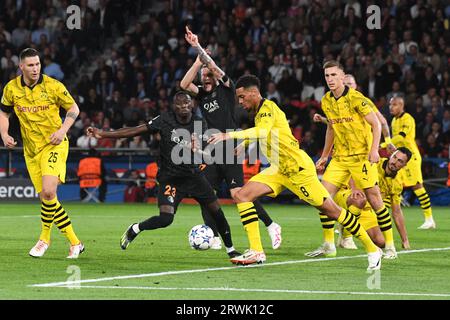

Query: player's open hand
208,132,229,145
86,126,102,139
49,128,65,145
185,26,199,47
1,134,17,148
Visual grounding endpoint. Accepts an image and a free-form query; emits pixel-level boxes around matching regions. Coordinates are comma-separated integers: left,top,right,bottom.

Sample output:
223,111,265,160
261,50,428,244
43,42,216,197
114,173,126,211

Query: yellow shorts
250,151,330,207
334,188,378,230
24,139,69,193
402,152,423,187
323,156,378,190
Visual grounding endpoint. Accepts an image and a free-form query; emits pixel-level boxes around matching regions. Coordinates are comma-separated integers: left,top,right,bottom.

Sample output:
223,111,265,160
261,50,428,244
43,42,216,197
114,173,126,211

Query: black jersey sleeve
146,115,162,133
0,103,13,113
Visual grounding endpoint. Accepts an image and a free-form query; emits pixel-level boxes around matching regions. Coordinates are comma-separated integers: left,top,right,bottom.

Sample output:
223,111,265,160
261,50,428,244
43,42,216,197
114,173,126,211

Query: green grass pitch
1,203,449,300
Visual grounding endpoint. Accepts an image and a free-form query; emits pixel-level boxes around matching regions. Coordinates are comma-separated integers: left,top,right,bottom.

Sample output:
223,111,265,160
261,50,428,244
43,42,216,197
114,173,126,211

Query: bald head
389,96,405,117
344,74,357,89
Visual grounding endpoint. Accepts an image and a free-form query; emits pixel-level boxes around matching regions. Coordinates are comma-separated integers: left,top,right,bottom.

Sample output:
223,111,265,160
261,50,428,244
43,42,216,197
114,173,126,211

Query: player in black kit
86,92,241,258
181,27,282,251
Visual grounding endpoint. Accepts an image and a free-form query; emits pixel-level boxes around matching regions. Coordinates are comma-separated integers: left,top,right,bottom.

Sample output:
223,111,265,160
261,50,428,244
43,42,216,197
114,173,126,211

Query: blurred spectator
266,81,281,105
77,121,98,149
124,170,145,203
43,55,64,80
424,134,443,158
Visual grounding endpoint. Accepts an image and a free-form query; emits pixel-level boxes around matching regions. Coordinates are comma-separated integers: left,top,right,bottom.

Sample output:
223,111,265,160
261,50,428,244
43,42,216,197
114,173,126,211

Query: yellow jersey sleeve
229,103,274,140
352,93,373,117
1,82,14,109
391,114,414,146
54,81,75,111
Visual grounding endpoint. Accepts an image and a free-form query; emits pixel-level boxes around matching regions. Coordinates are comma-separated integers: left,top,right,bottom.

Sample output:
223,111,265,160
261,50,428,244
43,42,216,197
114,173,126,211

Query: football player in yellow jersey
0,48,84,258
209,74,383,270
307,61,397,259
313,74,397,251
389,96,436,229
334,147,412,251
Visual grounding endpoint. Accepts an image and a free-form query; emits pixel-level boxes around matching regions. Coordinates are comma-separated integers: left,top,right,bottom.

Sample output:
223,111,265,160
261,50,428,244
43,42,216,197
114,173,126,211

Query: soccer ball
188,224,214,250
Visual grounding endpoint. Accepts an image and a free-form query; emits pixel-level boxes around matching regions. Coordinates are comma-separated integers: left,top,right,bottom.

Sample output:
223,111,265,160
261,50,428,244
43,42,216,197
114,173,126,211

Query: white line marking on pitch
29,246,450,288
60,285,450,298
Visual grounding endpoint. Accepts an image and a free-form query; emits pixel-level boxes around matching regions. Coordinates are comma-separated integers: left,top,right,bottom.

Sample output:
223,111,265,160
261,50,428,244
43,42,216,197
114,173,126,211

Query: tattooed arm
184,26,230,87
49,103,79,145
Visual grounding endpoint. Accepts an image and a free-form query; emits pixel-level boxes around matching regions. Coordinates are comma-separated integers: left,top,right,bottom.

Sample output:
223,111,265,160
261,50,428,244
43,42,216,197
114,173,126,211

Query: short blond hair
323,60,344,70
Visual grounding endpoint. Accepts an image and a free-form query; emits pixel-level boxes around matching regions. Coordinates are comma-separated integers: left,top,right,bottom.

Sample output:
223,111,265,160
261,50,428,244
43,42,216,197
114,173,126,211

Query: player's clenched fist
86,126,102,139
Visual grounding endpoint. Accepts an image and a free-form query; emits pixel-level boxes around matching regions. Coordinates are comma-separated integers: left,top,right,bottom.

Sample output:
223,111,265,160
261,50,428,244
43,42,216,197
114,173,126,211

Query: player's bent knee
348,197,366,210
234,189,255,203
40,189,56,201
159,212,174,228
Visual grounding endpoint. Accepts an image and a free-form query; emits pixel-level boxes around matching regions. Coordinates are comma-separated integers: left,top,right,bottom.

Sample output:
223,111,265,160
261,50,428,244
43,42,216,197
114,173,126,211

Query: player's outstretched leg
321,198,382,270
121,212,174,250
51,198,84,259
29,198,55,257
304,213,336,258
200,204,222,250
229,202,266,265
203,201,241,258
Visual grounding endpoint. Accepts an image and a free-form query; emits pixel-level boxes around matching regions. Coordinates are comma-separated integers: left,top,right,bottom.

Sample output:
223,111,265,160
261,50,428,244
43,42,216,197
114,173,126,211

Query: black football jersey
196,80,238,132
147,111,208,177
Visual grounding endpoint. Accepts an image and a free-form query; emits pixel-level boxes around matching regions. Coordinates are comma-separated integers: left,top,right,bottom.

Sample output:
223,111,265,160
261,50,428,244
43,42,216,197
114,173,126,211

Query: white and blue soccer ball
188,224,214,250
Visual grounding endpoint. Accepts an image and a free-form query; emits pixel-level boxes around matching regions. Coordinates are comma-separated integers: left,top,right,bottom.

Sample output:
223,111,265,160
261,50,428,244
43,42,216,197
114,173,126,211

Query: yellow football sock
375,206,394,247
337,209,378,253
319,213,335,243
237,202,263,252
40,198,57,243
54,199,80,245
343,205,362,238
414,187,433,219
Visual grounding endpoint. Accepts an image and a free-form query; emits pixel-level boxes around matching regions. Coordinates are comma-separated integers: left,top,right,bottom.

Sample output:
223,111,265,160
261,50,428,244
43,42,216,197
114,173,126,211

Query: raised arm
87,124,149,139
180,55,202,95
184,26,230,87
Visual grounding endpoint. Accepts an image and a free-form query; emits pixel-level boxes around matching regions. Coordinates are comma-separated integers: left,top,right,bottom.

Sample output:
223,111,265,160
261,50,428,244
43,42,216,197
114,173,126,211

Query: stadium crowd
1,0,449,166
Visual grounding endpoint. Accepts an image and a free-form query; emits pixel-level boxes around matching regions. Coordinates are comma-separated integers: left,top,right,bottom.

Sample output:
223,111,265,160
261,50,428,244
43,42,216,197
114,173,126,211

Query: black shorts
157,173,217,210
203,163,244,190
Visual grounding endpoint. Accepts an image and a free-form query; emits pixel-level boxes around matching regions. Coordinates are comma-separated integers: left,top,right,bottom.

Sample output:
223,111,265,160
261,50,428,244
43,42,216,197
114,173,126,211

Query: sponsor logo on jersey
16,105,50,113
203,100,220,113
329,117,354,124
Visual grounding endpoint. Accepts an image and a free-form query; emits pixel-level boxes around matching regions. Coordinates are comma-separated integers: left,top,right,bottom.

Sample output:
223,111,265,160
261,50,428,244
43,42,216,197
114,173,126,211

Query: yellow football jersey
391,112,420,155
321,86,374,158
1,74,75,158
377,158,405,205
229,98,306,172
